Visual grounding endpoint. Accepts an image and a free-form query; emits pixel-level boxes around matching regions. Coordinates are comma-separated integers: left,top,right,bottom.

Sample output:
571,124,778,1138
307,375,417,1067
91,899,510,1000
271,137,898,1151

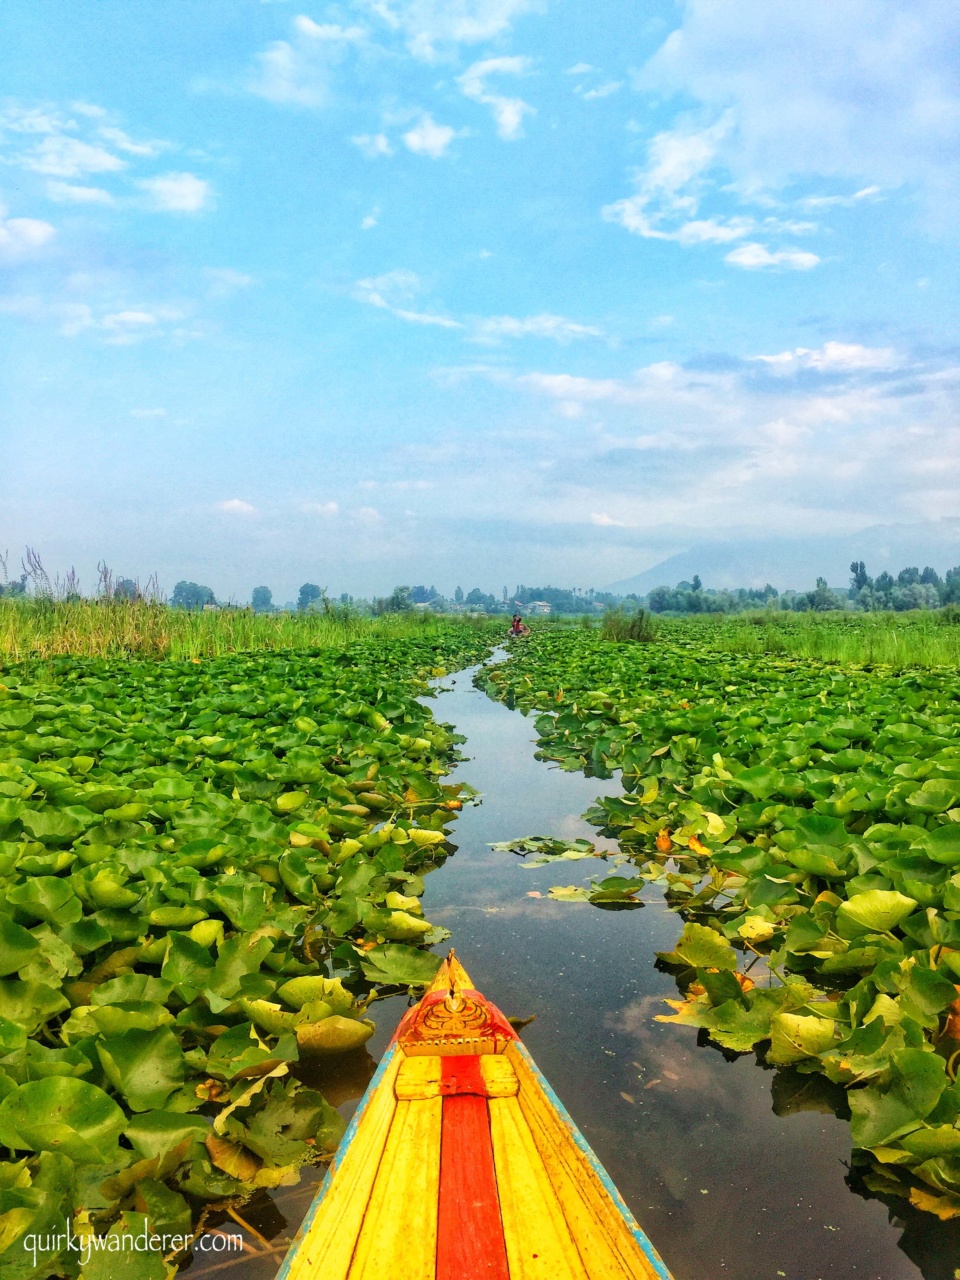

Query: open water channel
189,651,959,1280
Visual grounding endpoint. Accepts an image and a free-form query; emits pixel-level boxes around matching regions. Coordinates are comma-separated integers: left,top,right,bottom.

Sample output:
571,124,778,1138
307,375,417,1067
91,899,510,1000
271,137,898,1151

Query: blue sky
1,0,958,600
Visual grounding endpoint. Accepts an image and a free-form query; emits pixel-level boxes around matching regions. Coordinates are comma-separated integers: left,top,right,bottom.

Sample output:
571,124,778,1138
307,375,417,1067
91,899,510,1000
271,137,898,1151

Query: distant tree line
640,562,960,615
7,548,960,619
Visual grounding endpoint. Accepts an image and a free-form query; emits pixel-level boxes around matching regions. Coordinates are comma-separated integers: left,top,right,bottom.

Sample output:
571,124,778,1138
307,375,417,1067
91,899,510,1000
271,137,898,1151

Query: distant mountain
605,520,960,596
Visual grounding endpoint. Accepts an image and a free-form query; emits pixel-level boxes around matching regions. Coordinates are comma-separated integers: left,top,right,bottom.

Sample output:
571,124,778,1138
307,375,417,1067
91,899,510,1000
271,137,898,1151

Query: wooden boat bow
278,952,674,1280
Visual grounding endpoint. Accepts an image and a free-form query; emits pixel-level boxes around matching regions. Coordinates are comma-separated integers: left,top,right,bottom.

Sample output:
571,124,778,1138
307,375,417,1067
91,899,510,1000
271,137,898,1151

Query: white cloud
580,82,621,101
293,15,365,40
353,269,462,327
25,134,125,178
352,132,393,158
251,39,325,105
565,62,596,75
100,309,177,343
249,15,365,106
602,116,748,247
97,126,163,157
354,505,382,522
473,313,604,343
137,172,213,213
458,56,534,140
799,185,881,210
724,242,820,270
361,209,379,229
361,0,540,60
751,342,899,373
0,293,191,343
0,209,56,262
402,114,459,158
217,498,257,515
303,501,340,516
46,181,114,205
673,217,754,244
636,0,960,225
442,342,960,543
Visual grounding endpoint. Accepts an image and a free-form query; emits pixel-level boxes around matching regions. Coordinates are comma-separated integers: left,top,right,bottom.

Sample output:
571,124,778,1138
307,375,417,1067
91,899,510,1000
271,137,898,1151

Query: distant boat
278,951,674,1280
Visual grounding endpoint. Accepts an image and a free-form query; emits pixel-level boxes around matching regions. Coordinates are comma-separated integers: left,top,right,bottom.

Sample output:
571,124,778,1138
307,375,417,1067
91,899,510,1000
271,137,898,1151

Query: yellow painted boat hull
279,954,674,1280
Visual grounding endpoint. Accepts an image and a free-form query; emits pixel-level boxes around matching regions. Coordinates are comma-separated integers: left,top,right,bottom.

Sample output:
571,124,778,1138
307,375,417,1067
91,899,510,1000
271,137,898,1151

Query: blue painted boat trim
513,1040,675,1280
275,1042,398,1280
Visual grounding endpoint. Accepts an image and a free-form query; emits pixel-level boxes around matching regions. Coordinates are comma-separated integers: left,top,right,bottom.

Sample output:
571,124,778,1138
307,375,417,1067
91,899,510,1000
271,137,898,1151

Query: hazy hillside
605,520,960,596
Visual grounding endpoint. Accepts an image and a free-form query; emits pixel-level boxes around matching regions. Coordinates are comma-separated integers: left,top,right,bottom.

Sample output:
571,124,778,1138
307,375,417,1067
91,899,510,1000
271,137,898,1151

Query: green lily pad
0,1077,126,1164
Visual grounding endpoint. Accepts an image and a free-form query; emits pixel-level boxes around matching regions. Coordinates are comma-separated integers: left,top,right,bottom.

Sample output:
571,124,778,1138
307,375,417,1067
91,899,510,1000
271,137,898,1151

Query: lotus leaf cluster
0,628,491,1277
481,628,960,1221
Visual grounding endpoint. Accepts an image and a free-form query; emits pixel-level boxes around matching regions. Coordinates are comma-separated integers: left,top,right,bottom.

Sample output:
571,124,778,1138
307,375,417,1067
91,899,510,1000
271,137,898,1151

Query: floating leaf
836,890,917,939
0,1077,125,1163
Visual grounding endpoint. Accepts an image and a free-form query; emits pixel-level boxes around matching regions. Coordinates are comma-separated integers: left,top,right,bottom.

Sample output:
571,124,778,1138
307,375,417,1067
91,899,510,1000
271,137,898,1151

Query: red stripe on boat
436,1057,510,1280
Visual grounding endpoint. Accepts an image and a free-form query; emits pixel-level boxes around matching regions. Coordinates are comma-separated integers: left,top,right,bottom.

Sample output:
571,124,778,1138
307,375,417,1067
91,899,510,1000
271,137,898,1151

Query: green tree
251,586,274,613
297,583,323,612
171,581,215,611
849,560,871,593
646,586,673,613
373,586,413,615
454,586,464,604
811,577,838,611
691,574,702,592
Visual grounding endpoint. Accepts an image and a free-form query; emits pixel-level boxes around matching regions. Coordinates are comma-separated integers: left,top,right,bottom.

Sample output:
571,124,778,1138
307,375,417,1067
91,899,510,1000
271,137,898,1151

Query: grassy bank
0,600,496,662
655,608,960,670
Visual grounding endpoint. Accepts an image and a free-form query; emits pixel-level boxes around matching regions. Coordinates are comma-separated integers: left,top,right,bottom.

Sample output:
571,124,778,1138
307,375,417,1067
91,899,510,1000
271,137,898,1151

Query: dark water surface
188,654,958,1280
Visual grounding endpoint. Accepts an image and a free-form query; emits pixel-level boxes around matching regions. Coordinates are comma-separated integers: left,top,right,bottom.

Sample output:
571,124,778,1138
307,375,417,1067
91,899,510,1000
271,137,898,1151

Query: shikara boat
278,952,674,1280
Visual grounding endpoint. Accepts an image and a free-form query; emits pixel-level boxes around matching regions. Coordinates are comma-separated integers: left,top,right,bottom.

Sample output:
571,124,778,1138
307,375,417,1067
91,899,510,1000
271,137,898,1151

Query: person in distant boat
509,614,531,637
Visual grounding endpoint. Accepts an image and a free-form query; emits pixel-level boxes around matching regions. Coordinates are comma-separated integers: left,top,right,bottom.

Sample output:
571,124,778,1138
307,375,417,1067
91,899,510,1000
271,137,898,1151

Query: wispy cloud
0,207,56,262
442,343,960,542
46,180,114,205
0,99,207,217
636,0,960,227
351,132,393,158
402,114,460,158
249,16,364,106
473,313,604,343
579,81,621,101
750,342,899,373
459,56,534,140
360,0,540,61
0,295,190,343
353,269,462,327
724,242,819,270
602,115,824,267
24,134,125,179
137,172,213,213
799,186,881,210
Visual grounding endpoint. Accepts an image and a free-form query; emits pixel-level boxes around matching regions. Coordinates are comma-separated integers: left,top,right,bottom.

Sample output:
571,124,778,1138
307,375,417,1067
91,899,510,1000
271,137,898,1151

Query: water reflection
419,658,942,1280
185,655,955,1280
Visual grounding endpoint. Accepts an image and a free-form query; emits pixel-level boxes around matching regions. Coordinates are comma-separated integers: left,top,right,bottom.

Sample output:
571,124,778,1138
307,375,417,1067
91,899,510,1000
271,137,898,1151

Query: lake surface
188,652,960,1280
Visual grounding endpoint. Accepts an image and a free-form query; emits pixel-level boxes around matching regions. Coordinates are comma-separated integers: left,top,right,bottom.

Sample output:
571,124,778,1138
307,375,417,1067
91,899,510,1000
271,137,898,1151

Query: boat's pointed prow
424,947,473,995
279,954,675,1280
395,950,515,1056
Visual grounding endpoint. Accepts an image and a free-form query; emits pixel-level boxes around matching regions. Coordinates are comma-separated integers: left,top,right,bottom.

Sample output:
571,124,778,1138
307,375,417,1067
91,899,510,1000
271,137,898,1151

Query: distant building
527,601,552,614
